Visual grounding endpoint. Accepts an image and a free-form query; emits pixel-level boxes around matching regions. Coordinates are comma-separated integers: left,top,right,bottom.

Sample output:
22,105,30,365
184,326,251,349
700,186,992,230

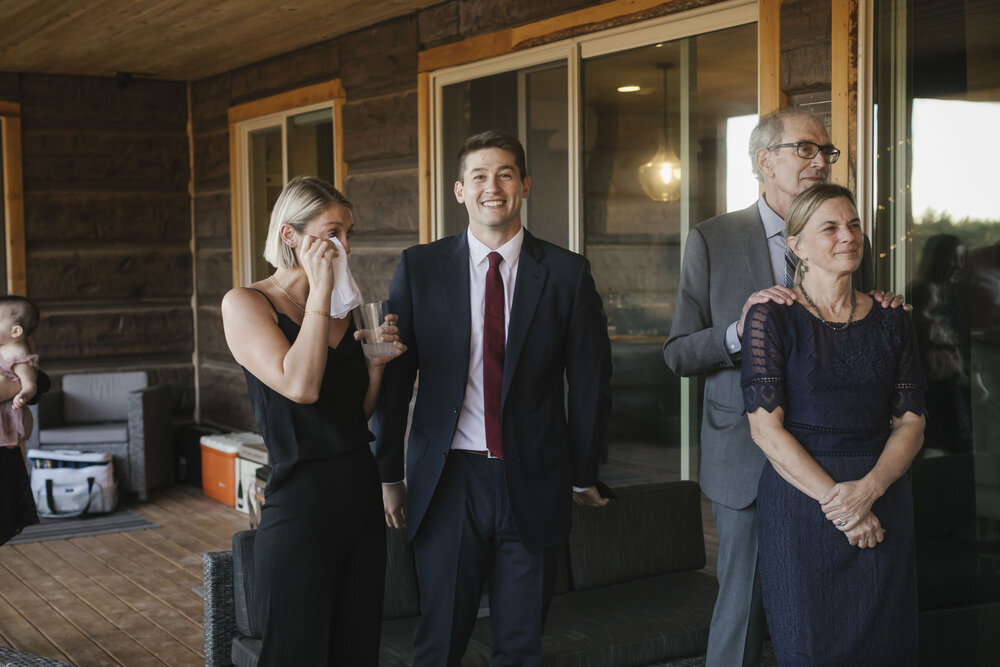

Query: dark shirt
242,296,371,493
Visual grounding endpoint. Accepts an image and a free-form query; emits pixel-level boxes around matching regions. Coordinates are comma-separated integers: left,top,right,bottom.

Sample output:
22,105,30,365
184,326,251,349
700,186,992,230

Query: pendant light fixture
637,62,682,202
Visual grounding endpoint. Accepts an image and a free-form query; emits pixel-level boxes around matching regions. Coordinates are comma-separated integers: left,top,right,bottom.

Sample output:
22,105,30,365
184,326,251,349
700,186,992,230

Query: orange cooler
200,434,243,506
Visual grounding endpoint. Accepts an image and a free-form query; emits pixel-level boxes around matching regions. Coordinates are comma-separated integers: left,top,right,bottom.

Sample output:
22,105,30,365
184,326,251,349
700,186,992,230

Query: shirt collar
757,196,786,239
467,226,524,269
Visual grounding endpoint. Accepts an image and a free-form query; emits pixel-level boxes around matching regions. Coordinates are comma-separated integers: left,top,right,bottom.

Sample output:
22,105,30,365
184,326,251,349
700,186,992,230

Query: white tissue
329,237,363,319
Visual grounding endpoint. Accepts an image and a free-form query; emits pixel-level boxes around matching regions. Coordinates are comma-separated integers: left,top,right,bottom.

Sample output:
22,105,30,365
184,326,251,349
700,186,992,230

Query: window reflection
440,63,569,245
249,127,282,284
582,24,757,474
875,0,1000,624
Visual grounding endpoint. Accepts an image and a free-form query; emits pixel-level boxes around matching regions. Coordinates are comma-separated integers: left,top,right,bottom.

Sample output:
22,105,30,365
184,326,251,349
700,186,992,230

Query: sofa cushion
231,636,261,667
566,481,705,590
63,371,147,424
39,423,129,445
552,541,572,595
381,615,495,666
232,531,260,639
531,571,718,666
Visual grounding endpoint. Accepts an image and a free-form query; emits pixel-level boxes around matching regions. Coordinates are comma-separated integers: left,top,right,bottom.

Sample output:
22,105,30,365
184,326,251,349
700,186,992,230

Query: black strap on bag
43,476,95,518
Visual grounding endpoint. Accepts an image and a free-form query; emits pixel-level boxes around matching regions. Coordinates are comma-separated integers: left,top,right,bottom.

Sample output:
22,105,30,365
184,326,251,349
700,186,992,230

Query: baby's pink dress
0,353,38,448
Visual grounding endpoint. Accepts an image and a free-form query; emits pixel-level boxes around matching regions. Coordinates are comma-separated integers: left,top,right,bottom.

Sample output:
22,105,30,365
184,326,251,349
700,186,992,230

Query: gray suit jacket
663,201,874,509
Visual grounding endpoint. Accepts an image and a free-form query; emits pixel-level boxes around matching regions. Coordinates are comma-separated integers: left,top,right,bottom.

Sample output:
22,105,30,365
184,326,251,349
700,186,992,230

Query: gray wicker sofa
203,480,718,666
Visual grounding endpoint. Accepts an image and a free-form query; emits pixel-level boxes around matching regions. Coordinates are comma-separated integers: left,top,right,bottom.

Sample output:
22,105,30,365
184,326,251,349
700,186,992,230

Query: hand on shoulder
738,285,798,340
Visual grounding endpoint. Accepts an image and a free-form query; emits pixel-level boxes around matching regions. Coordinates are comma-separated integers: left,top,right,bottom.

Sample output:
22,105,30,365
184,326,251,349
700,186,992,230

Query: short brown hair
0,296,39,336
456,130,528,181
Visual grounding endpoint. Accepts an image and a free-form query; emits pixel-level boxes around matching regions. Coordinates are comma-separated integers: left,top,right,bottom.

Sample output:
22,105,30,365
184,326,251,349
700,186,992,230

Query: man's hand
382,482,406,530
869,290,912,311
573,486,610,507
737,285,797,339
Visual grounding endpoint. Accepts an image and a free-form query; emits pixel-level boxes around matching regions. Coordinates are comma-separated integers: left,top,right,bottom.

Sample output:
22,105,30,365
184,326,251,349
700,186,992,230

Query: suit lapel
440,233,471,382
738,203,775,291
502,231,547,405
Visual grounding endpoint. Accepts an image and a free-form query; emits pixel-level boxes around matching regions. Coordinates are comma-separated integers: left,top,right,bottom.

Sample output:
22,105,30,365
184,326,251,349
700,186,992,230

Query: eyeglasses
767,141,841,164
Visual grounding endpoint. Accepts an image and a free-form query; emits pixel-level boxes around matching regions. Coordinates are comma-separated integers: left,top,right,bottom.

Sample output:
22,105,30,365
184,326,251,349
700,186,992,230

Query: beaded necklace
799,282,856,331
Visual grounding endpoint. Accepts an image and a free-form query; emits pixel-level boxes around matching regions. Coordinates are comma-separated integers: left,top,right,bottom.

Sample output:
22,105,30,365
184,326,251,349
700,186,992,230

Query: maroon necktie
483,251,505,459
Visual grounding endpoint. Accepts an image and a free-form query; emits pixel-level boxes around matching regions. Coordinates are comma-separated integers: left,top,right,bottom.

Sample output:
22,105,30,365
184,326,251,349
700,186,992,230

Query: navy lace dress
741,297,925,666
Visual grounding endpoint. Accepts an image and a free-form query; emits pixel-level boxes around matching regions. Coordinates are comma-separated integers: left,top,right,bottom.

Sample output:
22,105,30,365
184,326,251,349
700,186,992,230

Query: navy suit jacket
373,229,612,551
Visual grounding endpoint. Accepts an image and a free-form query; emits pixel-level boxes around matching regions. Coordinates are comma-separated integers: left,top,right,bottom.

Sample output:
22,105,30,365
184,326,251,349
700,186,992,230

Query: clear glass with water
354,301,394,357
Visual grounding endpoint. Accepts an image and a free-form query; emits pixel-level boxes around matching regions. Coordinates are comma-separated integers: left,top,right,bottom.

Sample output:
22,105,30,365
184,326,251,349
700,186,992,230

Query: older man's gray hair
748,108,826,182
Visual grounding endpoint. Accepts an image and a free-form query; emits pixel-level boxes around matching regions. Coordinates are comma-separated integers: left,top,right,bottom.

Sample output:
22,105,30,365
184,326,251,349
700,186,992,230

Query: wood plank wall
781,0,835,116
1,0,840,431
0,73,194,413
191,0,613,429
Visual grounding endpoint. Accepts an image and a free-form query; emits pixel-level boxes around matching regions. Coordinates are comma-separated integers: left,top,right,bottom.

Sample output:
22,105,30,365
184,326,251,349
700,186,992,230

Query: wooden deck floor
0,448,719,667
0,484,248,666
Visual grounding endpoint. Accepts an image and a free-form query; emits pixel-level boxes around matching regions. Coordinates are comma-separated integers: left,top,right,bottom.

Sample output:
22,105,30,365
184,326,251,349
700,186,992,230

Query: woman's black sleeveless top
241,290,371,493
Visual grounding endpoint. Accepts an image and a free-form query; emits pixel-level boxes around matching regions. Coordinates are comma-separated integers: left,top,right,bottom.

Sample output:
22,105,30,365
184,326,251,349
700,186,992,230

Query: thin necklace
799,282,856,331
268,274,305,311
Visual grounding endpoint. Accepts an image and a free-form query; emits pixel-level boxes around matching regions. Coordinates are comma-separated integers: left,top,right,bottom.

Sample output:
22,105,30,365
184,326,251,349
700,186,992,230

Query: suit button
452,406,458,414
442,453,447,461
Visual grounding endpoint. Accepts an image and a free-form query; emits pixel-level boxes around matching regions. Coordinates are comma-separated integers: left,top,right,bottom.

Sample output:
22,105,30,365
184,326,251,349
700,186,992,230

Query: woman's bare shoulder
222,284,278,324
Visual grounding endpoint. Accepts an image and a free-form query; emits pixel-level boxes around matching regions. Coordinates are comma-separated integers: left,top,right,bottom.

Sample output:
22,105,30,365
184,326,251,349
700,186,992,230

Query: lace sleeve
741,303,786,413
891,311,926,418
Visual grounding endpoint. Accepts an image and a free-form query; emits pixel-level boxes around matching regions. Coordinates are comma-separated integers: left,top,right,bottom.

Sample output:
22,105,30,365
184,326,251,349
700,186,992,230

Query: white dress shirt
451,226,523,452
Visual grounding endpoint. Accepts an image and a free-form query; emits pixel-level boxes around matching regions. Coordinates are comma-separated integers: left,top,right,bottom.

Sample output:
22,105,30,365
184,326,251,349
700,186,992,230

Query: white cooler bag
27,449,118,518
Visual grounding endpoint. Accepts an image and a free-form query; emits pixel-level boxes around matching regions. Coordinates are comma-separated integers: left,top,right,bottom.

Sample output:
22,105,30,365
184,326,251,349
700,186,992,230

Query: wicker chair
0,647,80,666
26,371,173,500
203,546,240,667
203,527,421,667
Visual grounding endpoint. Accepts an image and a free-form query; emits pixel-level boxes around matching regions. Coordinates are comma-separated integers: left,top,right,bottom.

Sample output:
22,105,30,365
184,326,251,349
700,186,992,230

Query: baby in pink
0,296,39,448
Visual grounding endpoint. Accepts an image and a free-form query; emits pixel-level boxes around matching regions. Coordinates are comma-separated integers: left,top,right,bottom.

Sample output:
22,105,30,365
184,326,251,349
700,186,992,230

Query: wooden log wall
192,0,607,429
0,0,838,431
0,73,194,415
781,0,834,110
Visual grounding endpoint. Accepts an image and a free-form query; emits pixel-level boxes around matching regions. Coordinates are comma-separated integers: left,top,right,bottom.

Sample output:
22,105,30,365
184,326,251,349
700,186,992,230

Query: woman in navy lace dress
741,184,925,665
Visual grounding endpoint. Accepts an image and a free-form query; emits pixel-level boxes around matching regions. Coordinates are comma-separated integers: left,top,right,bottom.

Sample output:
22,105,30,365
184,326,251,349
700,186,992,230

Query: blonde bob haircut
262,176,353,270
785,184,858,285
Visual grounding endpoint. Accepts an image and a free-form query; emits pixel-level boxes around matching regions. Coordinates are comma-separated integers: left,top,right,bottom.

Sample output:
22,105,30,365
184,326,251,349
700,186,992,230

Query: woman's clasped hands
819,478,885,549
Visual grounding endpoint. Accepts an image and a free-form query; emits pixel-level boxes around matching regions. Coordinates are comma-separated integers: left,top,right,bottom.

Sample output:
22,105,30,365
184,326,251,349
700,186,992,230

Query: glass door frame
427,0,758,479
227,79,345,289
233,100,337,286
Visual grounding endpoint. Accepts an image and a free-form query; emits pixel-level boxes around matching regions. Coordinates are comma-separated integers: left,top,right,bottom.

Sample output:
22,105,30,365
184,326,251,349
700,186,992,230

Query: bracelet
304,309,331,318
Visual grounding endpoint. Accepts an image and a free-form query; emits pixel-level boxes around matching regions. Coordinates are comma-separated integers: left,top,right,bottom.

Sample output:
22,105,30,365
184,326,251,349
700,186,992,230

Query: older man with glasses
663,108,903,666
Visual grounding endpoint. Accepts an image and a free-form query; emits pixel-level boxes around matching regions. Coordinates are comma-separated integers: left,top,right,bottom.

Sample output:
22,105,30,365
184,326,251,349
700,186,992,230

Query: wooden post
0,104,27,296
759,0,786,116
831,0,853,186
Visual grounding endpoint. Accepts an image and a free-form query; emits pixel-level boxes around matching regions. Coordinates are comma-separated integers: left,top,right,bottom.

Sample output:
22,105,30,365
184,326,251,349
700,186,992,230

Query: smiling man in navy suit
374,129,613,666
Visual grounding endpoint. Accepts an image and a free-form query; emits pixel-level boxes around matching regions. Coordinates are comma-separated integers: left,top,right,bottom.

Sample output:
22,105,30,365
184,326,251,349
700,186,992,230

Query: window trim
423,0,758,249
423,1,761,483
0,101,26,296
227,80,346,288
